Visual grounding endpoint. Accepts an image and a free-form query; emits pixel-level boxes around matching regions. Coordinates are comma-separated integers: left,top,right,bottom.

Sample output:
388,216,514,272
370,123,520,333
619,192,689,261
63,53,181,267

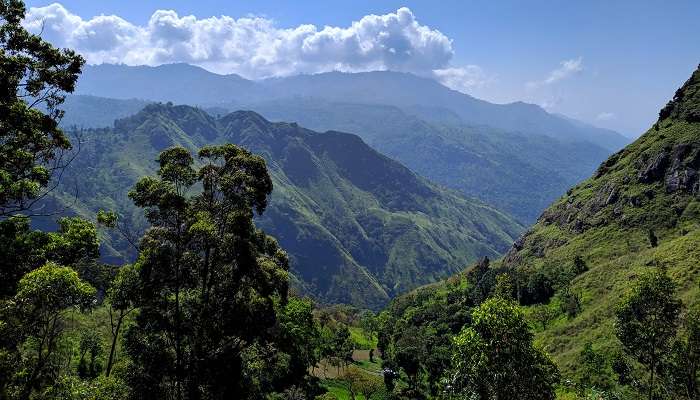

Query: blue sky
23,0,700,136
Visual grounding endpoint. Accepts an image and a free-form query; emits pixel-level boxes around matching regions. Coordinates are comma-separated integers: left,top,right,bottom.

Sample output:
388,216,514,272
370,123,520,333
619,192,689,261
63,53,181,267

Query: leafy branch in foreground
0,0,84,216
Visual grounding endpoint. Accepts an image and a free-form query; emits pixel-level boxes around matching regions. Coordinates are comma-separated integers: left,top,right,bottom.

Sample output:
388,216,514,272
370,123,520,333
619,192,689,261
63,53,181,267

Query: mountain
50,104,522,309
76,63,630,151
74,63,269,105
262,71,630,150
60,95,151,128
241,98,610,223
496,64,700,371
60,95,610,224
381,64,700,376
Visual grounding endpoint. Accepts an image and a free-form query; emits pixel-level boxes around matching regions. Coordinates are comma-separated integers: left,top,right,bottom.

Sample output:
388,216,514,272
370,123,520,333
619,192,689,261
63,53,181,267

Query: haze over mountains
65,63,629,223
48,62,637,308
77,63,630,150
52,104,521,309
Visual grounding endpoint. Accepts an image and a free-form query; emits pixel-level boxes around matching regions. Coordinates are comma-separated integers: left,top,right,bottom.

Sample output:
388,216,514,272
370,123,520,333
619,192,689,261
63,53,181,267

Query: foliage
451,64,700,394
34,375,128,400
342,366,384,400
576,342,614,392
104,264,139,377
0,0,84,215
615,268,681,399
123,144,305,399
1,262,96,399
378,274,475,397
53,103,523,309
667,304,700,399
445,297,559,400
531,303,557,330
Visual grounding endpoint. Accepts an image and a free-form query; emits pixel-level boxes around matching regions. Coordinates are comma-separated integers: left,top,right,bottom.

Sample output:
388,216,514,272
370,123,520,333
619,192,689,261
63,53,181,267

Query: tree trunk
648,358,655,400
105,310,124,377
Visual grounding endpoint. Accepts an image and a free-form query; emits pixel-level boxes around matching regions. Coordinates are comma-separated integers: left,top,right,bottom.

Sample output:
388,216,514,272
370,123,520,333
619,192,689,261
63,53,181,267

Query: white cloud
596,112,615,121
433,66,494,93
527,57,584,88
539,96,563,111
24,4,462,80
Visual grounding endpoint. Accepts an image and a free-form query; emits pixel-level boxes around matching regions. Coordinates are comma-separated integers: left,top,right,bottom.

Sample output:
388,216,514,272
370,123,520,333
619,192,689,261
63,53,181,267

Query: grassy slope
497,65,700,374
378,65,700,385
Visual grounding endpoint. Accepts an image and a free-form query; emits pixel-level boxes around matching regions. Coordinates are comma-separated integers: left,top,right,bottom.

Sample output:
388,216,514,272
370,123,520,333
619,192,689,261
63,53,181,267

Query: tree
104,264,139,377
328,323,353,374
648,229,658,248
572,256,589,275
359,310,378,343
0,214,101,397
342,366,384,400
531,304,557,330
577,342,613,392
4,262,95,400
492,273,515,300
446,297,559,400
277,297,321,384
667,304,700,399
124,144,291,399
615,268,681,400
77,329,102,379
0,215,100,299
560,286,582,319
0,0,84,216
519,268,555,305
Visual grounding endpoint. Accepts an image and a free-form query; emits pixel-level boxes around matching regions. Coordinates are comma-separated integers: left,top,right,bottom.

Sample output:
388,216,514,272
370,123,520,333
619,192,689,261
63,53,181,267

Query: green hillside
498,64,700,372
51,104,522,309
247,98,608,223
376,64,700,397
59,95,610,224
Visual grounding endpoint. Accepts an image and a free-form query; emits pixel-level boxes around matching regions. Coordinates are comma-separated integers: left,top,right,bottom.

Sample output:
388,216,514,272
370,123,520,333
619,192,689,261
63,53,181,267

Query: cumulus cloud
23,4,465,80
596,112,615,121
527,57,584,88
432,66,494,93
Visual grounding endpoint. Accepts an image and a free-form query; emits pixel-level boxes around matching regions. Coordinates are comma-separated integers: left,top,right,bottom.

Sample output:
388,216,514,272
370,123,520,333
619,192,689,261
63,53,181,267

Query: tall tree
124,144,293,399
446,297,559,400
2,262,95,400
104,264,139,377
0,0,84,215
615,268,681,400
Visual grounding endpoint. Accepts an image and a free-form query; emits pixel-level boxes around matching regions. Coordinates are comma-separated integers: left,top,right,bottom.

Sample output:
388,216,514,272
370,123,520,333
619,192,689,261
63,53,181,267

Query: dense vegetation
47,103,521,309
2,0,699,398
0,3,318,398
58,95,609,224
378,65,700,399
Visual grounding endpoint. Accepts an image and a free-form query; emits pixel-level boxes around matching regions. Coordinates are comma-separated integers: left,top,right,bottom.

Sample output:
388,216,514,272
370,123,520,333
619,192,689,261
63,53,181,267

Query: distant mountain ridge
76,63,630,151
60,94,612,224
52,104,523,309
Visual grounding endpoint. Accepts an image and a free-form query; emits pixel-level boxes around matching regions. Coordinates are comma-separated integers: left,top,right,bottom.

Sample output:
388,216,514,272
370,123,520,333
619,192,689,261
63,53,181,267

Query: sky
22,0,700,137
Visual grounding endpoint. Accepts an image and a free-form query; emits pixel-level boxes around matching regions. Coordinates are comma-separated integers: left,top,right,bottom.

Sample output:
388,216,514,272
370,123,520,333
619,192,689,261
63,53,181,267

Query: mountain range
76,63,630,150
51,104,522,309
64,63,629,223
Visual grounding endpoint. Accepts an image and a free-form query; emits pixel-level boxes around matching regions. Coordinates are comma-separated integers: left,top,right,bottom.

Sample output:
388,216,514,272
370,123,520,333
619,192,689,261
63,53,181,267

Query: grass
320,380,354,400
500,117,700,378
349,327,377,350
